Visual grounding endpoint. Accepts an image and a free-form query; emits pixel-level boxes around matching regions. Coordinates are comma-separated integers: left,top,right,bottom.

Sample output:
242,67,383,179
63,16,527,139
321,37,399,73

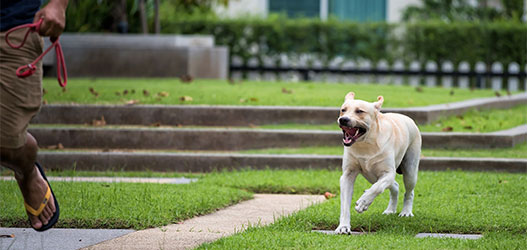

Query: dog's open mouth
340,126,367,146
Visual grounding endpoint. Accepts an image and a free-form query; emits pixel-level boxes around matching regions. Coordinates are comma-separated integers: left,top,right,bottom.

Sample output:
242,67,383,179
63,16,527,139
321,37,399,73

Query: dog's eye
341,108,347,113
355,109,364,114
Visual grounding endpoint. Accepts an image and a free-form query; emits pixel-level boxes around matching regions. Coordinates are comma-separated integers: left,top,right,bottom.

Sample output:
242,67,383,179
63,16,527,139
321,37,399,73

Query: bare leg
1,133,56,229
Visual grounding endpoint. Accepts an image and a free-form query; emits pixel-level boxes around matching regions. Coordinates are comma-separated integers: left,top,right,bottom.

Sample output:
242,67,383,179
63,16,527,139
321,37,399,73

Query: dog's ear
374,96,384,110
345,92,355,101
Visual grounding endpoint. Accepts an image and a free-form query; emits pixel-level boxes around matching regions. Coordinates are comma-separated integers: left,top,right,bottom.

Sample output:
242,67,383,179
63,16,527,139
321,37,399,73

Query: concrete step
31,93,527,126
37,151,527,173
29,125,527,150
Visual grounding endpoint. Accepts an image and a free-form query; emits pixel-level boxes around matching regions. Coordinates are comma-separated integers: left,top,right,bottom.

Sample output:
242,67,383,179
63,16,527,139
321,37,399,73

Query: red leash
5,19,67,87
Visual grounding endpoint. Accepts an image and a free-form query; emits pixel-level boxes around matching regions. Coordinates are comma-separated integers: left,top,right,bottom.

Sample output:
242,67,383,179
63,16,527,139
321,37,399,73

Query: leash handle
54,39,67,87
5,19,42,49
4,19,67,87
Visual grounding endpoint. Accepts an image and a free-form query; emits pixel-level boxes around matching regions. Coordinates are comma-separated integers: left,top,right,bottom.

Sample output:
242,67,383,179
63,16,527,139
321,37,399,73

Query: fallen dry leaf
248,123,258,128
42,99,48,105
62,87,67,92
494,91,501,97
180,96,193,102
415,86,423,93
151,122,161,127
43,88,48,95
442,126,453,132
324,192,336,200
249,97,258,102
115,91,121,96
180,74,193,83
463,126,473,130
123,89,129,95
239,98,247,103
158,91,169,97
44,143,64,150
92,116,106,126
125,99,140,105
143,90,150,96
282,88,293,94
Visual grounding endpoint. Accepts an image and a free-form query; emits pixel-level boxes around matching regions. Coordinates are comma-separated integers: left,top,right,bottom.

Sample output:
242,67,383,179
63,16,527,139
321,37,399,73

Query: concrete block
43,33,227,79
415,233,482,240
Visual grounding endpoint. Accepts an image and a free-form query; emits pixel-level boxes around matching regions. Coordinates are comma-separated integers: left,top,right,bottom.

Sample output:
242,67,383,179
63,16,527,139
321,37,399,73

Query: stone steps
31,93,527,126
29,125,527,150
29,94,526,172
37,151,527,173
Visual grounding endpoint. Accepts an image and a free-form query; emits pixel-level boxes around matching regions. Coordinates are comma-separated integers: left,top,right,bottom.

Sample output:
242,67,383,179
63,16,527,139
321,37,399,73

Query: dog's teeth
354,129,359,137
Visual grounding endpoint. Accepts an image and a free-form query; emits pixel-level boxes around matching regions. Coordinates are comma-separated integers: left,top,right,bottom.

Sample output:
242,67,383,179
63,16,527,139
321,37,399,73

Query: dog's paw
355,198,372,213
335,225,352,234
398,211,414,217
382,209,396,215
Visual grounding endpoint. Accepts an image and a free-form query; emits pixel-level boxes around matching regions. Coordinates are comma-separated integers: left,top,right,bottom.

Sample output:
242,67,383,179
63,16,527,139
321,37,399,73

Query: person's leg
0,134,56,229
0,30,55,229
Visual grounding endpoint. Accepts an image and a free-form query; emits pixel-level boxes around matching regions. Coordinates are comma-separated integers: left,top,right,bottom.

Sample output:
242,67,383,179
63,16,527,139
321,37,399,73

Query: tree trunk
139,0,148,34
154,0,160,34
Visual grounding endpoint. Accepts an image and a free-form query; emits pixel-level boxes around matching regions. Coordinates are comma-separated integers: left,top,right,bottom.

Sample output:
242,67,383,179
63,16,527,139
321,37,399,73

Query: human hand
33,0,68,39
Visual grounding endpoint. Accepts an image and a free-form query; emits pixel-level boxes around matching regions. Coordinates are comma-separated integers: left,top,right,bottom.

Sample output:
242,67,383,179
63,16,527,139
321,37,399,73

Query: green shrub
161,17,526,72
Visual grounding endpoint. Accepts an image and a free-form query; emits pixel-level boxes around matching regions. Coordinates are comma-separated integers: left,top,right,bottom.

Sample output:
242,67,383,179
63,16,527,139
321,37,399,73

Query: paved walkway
0,176,196,184
84,194,325,250
0,228,134,250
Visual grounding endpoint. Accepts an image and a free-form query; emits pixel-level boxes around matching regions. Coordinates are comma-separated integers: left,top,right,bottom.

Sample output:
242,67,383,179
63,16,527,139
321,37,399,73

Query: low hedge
162,17,527,69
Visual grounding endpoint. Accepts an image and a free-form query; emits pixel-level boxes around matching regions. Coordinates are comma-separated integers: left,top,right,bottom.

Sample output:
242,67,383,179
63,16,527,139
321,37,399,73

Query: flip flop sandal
24,162,60,232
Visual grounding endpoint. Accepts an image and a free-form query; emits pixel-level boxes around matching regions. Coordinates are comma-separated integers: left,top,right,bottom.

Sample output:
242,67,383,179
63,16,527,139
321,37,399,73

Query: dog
335,92,421,234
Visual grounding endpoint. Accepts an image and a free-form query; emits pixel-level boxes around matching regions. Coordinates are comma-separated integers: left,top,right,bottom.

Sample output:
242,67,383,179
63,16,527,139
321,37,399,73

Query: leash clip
16,64,37,78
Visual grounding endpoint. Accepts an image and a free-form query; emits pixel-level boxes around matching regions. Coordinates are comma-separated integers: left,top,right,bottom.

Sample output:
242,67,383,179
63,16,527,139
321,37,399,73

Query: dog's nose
339,117,350,126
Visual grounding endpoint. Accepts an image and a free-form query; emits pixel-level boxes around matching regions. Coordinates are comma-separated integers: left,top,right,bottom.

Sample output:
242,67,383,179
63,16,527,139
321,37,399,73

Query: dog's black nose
339,117,350,126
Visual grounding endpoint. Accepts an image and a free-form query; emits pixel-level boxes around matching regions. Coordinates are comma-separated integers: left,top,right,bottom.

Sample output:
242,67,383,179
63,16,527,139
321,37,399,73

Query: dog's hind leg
382,181,399,214
399,141,420,217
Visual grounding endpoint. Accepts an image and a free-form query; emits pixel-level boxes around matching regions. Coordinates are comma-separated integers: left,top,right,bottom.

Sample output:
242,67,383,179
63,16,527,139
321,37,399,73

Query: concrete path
83,194,325,250
0,228,134,250
0,176,196,184
313,230,483,240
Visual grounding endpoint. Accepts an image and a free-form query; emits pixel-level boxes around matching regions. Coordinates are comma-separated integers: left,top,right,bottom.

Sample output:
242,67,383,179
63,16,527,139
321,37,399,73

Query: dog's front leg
335,170,359,234
355,172,395,213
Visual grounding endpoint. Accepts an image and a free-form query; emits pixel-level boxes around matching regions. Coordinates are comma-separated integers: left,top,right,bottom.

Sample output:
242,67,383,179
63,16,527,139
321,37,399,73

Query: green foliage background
62,1,526,73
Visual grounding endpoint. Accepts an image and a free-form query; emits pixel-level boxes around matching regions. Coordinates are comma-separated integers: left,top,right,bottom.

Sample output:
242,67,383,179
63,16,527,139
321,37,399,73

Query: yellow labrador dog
335,92,421,234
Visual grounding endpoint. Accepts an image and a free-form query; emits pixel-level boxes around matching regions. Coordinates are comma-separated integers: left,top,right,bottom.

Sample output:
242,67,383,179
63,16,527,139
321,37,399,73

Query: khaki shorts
0,29,44,149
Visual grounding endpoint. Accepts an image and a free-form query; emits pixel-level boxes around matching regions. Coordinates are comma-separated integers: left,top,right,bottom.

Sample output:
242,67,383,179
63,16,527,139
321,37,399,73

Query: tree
402,0,525,22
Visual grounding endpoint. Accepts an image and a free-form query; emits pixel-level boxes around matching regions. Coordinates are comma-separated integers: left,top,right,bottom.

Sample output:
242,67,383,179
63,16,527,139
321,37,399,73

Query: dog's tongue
344,127,359,144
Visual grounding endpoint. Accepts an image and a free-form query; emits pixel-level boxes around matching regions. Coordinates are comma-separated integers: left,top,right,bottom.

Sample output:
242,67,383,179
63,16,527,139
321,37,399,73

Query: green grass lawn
240,143,527,159
0,180,250,229
200,170,527,249
1,169,525,249
420,104,527,133
43,78,502,107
